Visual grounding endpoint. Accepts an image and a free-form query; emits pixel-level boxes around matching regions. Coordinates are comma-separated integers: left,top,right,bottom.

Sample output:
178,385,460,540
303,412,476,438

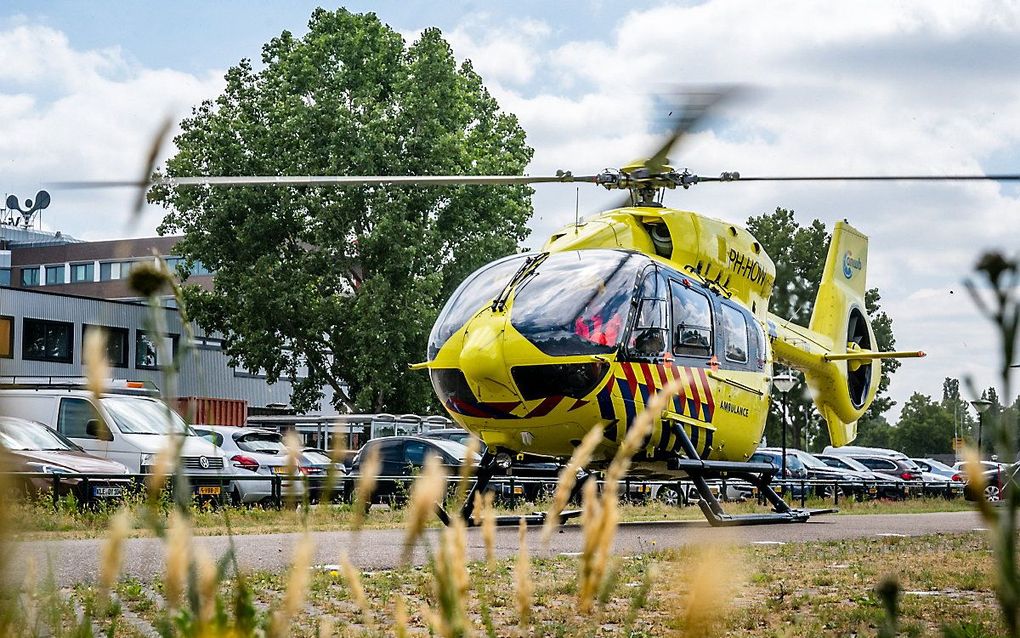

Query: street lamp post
773,371,798,480
971,399,993,458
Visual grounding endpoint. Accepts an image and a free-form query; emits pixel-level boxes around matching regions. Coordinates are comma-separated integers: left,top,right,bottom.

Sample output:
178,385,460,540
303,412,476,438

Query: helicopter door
718,301,765,372
625,268,669,360
669,279,713,361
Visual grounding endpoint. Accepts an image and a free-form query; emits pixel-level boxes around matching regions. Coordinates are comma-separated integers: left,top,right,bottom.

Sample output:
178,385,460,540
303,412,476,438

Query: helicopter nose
458,314,521,404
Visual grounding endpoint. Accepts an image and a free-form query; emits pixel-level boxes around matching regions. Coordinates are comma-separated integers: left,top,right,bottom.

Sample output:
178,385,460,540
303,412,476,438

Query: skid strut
668,421,832,526
436,450,581,528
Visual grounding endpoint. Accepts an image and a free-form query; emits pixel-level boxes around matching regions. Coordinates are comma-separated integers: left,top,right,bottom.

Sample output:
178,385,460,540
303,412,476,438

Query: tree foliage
747,208,899,451
153,9,534,413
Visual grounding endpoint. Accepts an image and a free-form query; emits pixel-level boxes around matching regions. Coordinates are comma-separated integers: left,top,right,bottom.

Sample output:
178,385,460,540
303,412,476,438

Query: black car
420,428,561,500
349,436,528,505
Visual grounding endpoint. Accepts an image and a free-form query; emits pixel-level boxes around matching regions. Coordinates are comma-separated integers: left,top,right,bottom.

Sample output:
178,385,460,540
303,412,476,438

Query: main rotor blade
698,173,1020,183
647,88,737,174
55,174,600,189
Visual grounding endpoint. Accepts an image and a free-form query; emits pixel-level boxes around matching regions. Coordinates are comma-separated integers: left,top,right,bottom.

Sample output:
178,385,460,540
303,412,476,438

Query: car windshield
919,458,955,472
0,418,78,451
826,455,870,472
428,438,482,463
236,432,286,455
797,452,830,470
510,250,644,356
101,397,191,435
302,450,332,464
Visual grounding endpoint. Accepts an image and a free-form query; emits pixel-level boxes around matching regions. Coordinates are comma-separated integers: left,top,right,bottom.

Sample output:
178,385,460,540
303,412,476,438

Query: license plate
197,486,221,495
272,467,291,475
513,486,524,495
93,486,123,498
869,487,878,494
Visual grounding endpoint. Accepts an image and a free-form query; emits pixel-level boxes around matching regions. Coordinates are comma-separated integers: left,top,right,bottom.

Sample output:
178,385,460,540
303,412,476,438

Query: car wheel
985,484,1001,502
657,485,681,507
820,485,845,500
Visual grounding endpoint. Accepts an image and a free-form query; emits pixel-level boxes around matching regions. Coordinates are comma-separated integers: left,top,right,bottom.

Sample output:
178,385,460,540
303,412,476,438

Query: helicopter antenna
574,187,580,233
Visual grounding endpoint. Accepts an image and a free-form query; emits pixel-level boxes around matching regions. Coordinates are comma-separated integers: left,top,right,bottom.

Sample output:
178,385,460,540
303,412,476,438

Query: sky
2,1,1019,422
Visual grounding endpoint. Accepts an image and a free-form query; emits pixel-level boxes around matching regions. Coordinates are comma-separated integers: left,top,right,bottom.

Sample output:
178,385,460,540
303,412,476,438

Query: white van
0,379,232,497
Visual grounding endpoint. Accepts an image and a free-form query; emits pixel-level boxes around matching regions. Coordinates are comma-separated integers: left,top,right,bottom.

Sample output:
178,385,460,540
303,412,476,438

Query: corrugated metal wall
0,287,336,413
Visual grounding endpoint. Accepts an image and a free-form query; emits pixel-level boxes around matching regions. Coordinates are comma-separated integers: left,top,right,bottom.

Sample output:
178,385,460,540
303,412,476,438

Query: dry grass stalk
515,517,533,633
283,429,303,509
672,543,742,637
393,595,411,638
98,509,132,599
340,551,374,628
577,475,605,613
403,453,448,563
83,326,111,400
164,509,191,609
21,555,37,629
352,445,381,531
473,490,497,566
270,534,315,636
431,515,471,638
578,377,684,613
454,436,481,505
195,546,218,628
542,425,603,543
146,437,180,498
318,617,335,638
961,446,997,523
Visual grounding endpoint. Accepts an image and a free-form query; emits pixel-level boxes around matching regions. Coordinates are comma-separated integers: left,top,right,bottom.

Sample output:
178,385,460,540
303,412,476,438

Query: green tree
153,9,534,413
748,208,899,451
893,392,955,456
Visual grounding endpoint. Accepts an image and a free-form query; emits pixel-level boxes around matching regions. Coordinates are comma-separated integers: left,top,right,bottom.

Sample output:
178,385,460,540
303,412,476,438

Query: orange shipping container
174,396,247,427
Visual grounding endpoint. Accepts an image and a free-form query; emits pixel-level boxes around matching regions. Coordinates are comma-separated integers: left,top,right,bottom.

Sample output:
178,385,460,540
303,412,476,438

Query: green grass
10,492,975,540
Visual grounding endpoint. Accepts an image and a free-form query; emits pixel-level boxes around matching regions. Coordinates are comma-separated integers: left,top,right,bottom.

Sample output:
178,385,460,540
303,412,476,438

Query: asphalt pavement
15,510,989,587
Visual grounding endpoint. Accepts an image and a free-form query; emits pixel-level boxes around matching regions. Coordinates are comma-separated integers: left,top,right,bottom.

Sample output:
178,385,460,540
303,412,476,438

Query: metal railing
0,471,971,511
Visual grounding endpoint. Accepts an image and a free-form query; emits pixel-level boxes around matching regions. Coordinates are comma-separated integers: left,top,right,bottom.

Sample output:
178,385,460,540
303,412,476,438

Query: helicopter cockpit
427,248,766,374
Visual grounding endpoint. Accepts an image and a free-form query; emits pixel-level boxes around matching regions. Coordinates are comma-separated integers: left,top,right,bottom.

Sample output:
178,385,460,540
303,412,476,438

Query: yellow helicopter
73,93,1020,526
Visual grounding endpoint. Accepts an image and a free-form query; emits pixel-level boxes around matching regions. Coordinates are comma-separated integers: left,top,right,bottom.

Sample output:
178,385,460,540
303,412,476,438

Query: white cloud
0,22,224,239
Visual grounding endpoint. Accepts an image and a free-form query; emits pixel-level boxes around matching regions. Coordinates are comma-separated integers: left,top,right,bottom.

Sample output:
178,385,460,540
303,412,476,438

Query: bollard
833,481,839,506
52,473,60,510
800,480,806,508
273,475,282,509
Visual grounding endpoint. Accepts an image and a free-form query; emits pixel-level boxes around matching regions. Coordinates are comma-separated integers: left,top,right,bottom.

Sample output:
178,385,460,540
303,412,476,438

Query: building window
83,325,130,368
21,267,40,287
99,261,136,281
0,268,10,286
136,331,177,369
70,262,94,283
45,265,66,285
0,316,12,358
22,318,74,363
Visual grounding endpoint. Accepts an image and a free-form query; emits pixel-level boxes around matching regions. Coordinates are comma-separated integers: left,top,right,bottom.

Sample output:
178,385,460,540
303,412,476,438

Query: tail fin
805,222,878,445
770,222,879,446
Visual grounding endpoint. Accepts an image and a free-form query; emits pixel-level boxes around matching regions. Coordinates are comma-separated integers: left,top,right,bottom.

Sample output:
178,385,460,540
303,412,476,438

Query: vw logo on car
199,456,210,469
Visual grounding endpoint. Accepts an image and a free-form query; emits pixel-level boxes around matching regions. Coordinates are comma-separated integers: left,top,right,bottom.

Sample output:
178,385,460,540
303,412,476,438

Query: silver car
193,425,313,504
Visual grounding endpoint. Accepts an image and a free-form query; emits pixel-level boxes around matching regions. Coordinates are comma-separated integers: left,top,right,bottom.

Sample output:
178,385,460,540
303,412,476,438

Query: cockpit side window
670,279,712,358
626,268,669,359
721,303,749,363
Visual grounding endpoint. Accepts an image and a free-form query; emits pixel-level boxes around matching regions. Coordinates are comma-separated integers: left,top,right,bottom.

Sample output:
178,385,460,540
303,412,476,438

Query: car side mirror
85,419,113,441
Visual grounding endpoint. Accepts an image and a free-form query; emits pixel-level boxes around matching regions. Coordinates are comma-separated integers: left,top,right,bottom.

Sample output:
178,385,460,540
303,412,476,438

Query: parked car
420,427,560,500
0,416,132,504
192,425,324,505
913,458,962,480
0,381,232,501
953,460,1016,501
349,436,527,505
815,453,907,499
301,447,347,501
784,449,871,499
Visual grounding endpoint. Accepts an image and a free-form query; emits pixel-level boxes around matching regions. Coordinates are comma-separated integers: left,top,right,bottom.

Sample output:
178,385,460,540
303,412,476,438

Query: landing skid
668,422,834,526
438,450,587,528
438,429,835,529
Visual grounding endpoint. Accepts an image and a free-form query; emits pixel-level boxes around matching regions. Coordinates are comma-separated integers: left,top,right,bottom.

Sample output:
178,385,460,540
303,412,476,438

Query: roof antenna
574,187,580,234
